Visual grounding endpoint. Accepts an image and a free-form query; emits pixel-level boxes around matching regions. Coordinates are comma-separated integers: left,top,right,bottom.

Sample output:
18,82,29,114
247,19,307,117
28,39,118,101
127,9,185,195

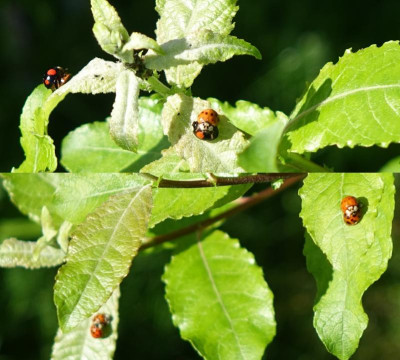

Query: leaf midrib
196,239,246,359
290,84,400,124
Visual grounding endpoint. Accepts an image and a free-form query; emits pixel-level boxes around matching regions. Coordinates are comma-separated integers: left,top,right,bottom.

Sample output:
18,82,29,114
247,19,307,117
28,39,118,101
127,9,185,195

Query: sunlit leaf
54,186,152,331
164,230,276,360
300,173,395,359
285,41,400,154
51,288,120,360
109,70,140,151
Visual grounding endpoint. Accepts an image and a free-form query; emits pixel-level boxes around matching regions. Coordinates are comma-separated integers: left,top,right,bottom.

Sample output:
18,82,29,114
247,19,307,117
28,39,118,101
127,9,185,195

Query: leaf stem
286,153,328,172
141,173,299,188
141,174,306,250
147,76,173,97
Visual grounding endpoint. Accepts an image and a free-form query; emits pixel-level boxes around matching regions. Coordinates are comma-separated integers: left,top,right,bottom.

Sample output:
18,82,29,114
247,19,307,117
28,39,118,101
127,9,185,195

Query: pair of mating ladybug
341,196,362,225
192,109,220,141
90,313,111,339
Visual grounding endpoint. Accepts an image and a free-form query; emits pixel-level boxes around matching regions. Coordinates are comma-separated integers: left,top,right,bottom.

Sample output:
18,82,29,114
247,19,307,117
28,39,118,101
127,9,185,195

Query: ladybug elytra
340,196,361,225
192,109,220,141
43,66,71,91
90,313,111,339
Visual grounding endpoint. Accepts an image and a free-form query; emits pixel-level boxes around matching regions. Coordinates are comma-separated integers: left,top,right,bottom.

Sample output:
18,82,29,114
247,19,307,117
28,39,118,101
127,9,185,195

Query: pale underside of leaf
145,31,261,71
300,173,395,360
54,186,152,331
110,70,140,151
155,0,238,44
122,32,164,54
163,230,276,360
51,287,120,360
161,93,248,172
155,0,238,87
286,41,400,153
91,0,130,60
0,238,65,269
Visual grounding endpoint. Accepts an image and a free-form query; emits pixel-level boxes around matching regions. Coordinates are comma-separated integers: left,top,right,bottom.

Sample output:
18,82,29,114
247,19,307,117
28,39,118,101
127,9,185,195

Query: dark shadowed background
1,1,400,359
2,0,400,171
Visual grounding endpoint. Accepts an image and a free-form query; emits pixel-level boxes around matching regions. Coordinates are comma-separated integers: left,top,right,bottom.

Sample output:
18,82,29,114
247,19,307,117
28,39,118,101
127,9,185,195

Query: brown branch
141,174,306,250
141,173,299,188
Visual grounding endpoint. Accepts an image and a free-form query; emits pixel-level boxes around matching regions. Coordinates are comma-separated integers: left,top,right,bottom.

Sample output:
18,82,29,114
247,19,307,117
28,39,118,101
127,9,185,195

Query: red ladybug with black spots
192,109,220,141
43,66,71,91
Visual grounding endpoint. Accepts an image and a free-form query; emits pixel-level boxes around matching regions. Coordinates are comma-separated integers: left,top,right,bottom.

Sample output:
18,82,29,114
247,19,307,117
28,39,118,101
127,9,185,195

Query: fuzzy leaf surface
204,101,291,172
61,96,168,172
145,31,260,71
161,94,248,172
122,32,164,54
155,0,239,87
54,186,152,331
285,41,400,154
0,238,65,269
164,230,276,360
300,173,395,359
51,288,120,360
91,0,130,61
109,70,140,151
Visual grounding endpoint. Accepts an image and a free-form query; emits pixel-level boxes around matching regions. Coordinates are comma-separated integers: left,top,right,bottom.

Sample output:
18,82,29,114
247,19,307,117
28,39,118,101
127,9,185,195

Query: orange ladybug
90,313,111,338
197,109,220,126
340,196,361,225
192,109,220,141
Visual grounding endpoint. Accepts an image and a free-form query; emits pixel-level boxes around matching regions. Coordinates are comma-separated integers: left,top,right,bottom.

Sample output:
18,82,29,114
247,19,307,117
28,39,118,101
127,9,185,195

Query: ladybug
43,66,71,91
90,313,111,339
340,196,361,225
192,109,220,141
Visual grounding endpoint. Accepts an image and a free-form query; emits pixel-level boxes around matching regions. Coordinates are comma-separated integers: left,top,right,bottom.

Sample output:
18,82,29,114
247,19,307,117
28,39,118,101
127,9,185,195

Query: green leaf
122,32,164,54
163,230,276,360
51,288,120,360
2,174,150,226
237,116,288,172
140,151,190,175
149,183,251,228
14,85,57,173
380,156,400,172
54,186,152,331
109,70,140,151
208,99,283,136
285,41,400,154
160,94,248,172
145,30,261,71
155,0,239,87
2,174,61,224
91,0,131,61
61,96,168,172
0,238,65,269
300,173,395,360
